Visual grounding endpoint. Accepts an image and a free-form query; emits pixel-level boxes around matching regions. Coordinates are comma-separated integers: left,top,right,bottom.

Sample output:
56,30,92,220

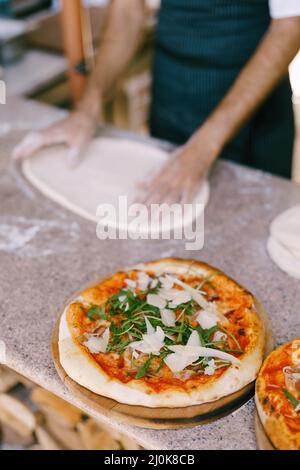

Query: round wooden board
52,293,274,429
254,411,275,450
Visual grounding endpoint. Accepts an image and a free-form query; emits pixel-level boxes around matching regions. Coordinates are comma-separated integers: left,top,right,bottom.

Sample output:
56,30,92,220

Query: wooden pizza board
254,410,276,450
52,296,274,429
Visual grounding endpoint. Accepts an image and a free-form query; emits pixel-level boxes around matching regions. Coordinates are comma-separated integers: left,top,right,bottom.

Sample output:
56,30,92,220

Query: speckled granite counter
1,97,300,450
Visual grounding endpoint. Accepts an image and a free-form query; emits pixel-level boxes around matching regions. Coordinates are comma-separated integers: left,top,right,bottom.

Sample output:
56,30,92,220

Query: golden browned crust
255,338,300,450
265,416,298,450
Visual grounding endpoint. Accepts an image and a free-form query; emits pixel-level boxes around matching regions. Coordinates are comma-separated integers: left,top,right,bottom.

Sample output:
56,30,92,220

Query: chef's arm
141,17,300,205
193,17,300,157
78,0,146,120
13,0,146,162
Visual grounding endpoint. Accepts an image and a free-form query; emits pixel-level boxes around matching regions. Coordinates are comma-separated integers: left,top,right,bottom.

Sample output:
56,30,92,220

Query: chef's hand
138,134,218,205
12,111,97,167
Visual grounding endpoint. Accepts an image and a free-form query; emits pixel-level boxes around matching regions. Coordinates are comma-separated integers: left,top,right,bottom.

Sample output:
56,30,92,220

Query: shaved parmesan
137,271,150,291
125,279,136,290
197,310,218,329
164,331,202,373
204,359,216,376
150,278,158,289
83,328,109,354
164,330,240,373
172,278,228,323
164,353,197,373
130,326,165,355
213,331,227,342
172,278,208,310
205,302,226,321
145,316,155,335
160,308,176,327
169,290,192,308
159,275,174,290
187,330,201,347
158,287,180,301
157,286,191,308
146,293,167,309
168,345,240,365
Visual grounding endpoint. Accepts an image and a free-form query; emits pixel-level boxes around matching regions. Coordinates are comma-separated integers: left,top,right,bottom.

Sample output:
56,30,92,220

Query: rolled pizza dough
267,204,300,279
23,137,210,224
267,236,300,280
270,205,300,255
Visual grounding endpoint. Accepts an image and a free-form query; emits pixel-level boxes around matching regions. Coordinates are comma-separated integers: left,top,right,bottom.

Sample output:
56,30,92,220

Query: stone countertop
1,97,300,450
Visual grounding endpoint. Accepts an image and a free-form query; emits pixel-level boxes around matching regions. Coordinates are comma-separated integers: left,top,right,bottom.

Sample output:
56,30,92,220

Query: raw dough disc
270,205,300,253
290,247,300,261
267,236,300,280
23,137,210,224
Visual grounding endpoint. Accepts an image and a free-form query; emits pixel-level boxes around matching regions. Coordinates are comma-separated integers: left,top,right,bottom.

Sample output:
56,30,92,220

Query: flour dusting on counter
0,216,80,259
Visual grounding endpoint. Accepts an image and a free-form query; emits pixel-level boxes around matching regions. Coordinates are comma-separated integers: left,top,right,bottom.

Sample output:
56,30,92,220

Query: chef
14,0,300,204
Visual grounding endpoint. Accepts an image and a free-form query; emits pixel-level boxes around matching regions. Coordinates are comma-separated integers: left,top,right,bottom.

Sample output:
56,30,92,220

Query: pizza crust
255,394,298,450
255,339,300,450
58,258,265,408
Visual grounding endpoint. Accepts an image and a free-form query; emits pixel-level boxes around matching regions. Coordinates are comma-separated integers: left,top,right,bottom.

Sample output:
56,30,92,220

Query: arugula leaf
219,326,242,351
107,339,131,353
282,388,299,408
175,300,197,317
147,280,162,295
203,325,219,342
86,305,106,321
136,354,154,379
195,326,206,346
96,271,242,379
213,347,242,354
154,351,169,373
196,271,219,290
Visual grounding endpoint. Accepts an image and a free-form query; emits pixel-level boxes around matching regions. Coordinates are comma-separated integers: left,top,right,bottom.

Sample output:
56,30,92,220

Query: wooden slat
35,426,63,451
0,367,19,393
46,420,85,450
77,419,120,450
0,394,36,438
31,387,83,429
1,423,35,447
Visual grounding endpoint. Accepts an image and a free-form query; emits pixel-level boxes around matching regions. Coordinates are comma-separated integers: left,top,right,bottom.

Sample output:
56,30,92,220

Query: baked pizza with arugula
255,338,300,450
58,258,265,408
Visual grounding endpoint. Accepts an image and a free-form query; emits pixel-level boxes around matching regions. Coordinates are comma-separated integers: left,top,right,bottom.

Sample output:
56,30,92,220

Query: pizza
255,338,300,450
58,258,265,408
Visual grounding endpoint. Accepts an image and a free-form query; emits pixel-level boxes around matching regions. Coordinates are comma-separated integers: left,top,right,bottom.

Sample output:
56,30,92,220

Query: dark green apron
150,0,294,178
